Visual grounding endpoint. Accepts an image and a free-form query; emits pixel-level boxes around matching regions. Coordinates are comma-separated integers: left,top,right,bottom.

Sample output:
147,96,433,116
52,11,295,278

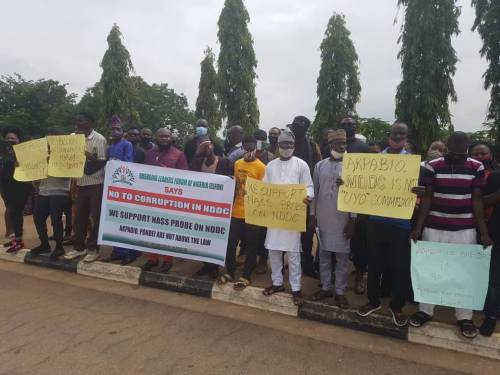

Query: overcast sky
0,0,490,133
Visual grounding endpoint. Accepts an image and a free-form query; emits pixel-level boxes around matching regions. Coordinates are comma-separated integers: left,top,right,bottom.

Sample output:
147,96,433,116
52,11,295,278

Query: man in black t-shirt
339,117,370,294
480,169,500,336
287,116,322,278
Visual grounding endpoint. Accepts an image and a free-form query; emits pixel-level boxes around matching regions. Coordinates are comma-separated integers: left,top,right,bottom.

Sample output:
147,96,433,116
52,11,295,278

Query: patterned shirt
77,130,108,187
422,157,485,231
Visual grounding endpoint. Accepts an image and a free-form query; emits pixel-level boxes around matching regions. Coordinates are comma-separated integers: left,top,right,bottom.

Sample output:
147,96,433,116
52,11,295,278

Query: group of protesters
0,112,499,339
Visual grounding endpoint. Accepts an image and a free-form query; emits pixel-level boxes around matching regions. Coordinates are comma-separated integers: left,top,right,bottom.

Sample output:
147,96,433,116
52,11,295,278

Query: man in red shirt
142,127,188,273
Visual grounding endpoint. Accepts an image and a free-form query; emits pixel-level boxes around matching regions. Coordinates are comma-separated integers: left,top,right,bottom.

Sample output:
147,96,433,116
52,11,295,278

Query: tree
217,0,259,133
471,0,500,144
357,118,390,142
395,0,460,153
131,76,196,145
99,24,137,124
196,47,221,136
0,74,76,137
312,13,361,138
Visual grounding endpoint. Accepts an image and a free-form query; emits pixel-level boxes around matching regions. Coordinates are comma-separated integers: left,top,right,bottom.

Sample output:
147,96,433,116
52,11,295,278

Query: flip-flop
262,285,285,296
234,277,250,291
217,273,233,285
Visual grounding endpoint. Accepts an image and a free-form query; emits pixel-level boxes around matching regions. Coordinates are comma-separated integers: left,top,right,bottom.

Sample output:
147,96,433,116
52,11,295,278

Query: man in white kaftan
262,130,314,305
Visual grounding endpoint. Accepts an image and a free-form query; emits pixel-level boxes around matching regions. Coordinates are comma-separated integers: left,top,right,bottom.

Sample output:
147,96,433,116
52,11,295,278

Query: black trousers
350,215,369,271
301,214,315,273
3,182,32,238
484,244,500,318
34,195,69,248
225,218,261,279
367,221,410,312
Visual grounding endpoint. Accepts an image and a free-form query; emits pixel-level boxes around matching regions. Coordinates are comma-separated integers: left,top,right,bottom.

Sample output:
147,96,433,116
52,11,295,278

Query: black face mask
6,141,17,147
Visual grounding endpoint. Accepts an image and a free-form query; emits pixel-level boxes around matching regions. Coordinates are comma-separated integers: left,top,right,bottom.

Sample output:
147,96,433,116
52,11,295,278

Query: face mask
279,147,294,158
195,127,208,137
256,140,263,150
389,138,406,151
331,149,345,160
6,140,17,147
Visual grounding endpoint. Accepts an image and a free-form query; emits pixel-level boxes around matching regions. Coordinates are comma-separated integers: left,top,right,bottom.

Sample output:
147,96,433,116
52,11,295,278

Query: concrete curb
1,254,499,361
24,252,78,272
298,301,407,340
139,271,214,298
408,322,500,360
77,261,141,285
0,247,29,263
212,283,298,317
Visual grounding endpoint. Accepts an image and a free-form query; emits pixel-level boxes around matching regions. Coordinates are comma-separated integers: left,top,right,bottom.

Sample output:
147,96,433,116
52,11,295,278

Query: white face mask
279,147,294,158
256,140,263,150
330,149,345,160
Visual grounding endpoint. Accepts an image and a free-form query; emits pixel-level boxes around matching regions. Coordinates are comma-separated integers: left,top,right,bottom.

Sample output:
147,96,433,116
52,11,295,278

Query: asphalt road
0,264,481,375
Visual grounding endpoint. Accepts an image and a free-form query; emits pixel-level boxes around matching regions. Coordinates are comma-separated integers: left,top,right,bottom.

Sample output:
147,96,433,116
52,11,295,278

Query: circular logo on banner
112,166,135,186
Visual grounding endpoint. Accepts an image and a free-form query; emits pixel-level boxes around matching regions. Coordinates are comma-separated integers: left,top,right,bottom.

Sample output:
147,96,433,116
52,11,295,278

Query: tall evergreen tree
99,24,137,124
195,47,221,135
217,0,259,132
471,0,500,143
312,13,361,138
395,0,460,152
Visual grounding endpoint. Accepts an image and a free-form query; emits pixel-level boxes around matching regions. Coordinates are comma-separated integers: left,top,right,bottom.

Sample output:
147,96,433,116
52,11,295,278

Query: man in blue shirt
103,115,139,265
356,121,414,327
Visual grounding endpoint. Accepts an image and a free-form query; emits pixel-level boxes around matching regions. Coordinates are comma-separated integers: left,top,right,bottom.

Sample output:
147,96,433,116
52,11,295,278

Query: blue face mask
196,127,208,136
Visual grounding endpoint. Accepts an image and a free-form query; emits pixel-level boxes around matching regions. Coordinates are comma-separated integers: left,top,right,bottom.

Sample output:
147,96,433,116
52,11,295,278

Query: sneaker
83,250,99,263
391,309,408,327
3,239,14,248
354,270,366,295
50,247,65,260
6,240,24,253
479,317,497,337
64,249,87,260
357,303,381,317
30,244,52,256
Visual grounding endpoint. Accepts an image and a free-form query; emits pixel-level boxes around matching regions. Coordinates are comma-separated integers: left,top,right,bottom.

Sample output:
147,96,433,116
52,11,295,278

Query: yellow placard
244,177,307,231
47,134,86,178
13,138,49,182
338,153,421,219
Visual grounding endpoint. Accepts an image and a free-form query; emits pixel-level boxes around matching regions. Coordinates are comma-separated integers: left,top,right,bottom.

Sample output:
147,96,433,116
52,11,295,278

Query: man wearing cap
311,129,354,308
262,130,314,306
184,119,224,164
287,116,322,279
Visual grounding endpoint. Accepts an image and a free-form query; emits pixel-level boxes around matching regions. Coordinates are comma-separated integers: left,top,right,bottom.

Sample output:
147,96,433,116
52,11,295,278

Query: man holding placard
409,132,492,339
64,113,108,263
356,122,414,327
261,130,314,306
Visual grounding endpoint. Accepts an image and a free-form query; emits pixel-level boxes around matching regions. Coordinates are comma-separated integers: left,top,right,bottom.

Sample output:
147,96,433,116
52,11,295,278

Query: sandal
409,311,432,328
217,273,233,285
234,277,251,291
292,291,305,306
262,285,285,296
310,290,333,301
457,319,478,339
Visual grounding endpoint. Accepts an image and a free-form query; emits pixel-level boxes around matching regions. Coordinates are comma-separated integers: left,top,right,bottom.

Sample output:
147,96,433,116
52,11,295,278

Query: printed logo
112,166,135,186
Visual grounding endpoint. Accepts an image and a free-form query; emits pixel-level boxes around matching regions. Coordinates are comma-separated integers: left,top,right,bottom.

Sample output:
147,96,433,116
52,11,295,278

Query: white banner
98,160,235,265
